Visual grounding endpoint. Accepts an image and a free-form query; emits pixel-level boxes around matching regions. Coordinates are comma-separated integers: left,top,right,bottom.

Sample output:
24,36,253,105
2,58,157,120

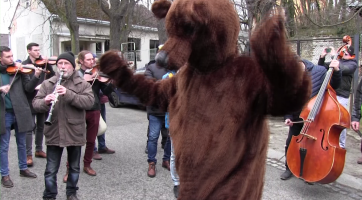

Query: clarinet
44,70,64,126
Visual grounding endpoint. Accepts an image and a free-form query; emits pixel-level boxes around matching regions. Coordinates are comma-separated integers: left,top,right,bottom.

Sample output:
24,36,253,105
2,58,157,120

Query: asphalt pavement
0,104,361,200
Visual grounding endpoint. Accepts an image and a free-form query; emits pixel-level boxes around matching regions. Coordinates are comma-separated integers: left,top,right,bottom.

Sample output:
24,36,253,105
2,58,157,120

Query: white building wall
9,1,52,61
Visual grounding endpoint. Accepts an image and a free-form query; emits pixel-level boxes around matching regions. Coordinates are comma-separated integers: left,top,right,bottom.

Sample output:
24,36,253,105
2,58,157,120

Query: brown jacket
32,72,94,147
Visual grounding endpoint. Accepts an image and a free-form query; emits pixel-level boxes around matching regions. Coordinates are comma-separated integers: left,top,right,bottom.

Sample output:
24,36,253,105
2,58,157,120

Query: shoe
280,169,292,180
83,166,97,176
162,160,170,171
98,147,115,154
147,162,156,178
63,168,69,183
1,175,13,188
93,151,102,160
145,145,148,154
173,185,179,198
27,155,33,167
43,198,56,200
20,169,37,178
357,157,362,164
35,151,47,158
67,194,79,200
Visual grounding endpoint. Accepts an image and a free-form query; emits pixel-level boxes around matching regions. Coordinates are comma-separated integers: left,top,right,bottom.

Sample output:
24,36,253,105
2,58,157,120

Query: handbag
97,116,107,136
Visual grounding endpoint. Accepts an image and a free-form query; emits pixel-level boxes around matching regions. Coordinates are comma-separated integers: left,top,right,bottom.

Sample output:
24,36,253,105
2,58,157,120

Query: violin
336,35,356,60
34,56,57,66
6,64,48,75
83,65,110,84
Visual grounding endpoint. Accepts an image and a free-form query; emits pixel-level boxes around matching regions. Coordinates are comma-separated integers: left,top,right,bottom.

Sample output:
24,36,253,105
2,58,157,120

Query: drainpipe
7,0,20,48
49,15,54,56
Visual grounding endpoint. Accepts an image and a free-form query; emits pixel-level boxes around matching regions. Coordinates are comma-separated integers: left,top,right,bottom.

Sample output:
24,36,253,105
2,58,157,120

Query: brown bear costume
99,0,311,199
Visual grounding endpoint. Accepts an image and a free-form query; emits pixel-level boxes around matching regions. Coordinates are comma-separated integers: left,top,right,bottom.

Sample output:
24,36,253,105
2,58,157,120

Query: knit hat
347,46,355,56
56,52,76,68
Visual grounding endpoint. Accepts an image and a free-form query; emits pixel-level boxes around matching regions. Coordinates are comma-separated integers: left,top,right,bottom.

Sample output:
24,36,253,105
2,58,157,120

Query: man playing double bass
23,43,56,167
318,46,358,149
280,58,342,180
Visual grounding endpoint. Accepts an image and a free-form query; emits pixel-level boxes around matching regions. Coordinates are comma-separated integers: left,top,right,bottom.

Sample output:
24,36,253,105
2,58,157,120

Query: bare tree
41,0,80,54
97,0,139,50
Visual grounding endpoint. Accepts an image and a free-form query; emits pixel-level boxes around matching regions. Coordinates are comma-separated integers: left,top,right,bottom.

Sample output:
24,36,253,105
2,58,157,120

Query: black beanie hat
56,52,76,68
347,46,355,56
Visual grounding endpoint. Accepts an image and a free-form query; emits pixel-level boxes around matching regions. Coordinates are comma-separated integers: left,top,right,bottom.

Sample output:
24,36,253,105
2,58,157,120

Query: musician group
0,37,360,199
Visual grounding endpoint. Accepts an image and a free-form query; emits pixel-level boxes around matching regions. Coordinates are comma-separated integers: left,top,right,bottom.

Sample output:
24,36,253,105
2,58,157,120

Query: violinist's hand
285,119,293,127
45,94,56,105
351,121,360,132
0,84,10,94
56,85,67,95
329,60,340,71
15,62,23,71
34,67,42,78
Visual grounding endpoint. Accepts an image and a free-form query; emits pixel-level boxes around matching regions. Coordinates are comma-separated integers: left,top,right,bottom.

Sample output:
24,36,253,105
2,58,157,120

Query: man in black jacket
318,46,358,149
144,49,171,178
23,43,56,166
280,58,342,180
0,46,41,188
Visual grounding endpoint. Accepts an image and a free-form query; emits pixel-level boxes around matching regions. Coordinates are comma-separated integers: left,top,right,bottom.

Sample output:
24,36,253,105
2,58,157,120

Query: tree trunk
70,29,80,54
65,0,79,54
109,15,123,50
157,18,167,44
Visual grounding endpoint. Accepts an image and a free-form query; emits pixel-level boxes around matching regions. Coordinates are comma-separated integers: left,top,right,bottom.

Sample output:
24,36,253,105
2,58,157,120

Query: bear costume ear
152,0,172,19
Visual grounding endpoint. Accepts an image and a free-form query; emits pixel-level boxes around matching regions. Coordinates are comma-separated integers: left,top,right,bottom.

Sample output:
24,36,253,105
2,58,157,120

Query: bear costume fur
99,0,311,199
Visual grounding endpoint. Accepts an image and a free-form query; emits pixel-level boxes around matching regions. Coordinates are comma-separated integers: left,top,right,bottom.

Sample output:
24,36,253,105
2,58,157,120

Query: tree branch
301,5,362,28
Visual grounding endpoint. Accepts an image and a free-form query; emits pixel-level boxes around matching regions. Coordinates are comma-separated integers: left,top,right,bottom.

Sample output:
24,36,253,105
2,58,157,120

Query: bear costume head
152,0,239,73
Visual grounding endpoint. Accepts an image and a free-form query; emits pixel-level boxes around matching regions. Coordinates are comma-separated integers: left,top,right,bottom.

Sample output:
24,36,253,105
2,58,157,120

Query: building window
149,40,159,61
123,38,141,62
96,42,102,54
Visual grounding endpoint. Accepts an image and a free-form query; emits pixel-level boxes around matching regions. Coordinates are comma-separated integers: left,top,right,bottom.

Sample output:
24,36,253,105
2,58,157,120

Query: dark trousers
43,145,81,199
26,113,45,155
84,110,100,167
285,122,304,169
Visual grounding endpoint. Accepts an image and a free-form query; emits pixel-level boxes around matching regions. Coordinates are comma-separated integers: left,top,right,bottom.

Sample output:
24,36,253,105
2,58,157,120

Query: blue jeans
94,104,106,151
170,137,180,186
43,145,81,198
0,112,28,177
147,115,171,163
337,96,348,149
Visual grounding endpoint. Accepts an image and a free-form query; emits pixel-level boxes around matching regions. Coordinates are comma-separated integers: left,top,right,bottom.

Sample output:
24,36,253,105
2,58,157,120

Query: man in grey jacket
0,46,41,188
33,52,94,200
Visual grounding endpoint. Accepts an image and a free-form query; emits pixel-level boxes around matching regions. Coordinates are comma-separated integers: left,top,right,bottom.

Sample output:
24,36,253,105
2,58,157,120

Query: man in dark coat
281,59,342,180
144,48,171,177
33,52,94,200
23,42,56,166
0,46,41,188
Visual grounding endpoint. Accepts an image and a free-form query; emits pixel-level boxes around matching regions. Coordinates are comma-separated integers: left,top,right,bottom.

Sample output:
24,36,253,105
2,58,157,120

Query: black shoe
173,185,179,198
280,169,292,180
20,169,37,178
145,145,148,154
1,175,14,188
67,194,79,200
43,198,56,200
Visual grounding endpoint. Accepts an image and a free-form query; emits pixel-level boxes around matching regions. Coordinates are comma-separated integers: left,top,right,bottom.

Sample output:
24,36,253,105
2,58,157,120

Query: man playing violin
0,46,41,188
23,42,56,166
62,50,113,181
280,58,342,181
319,45,358,149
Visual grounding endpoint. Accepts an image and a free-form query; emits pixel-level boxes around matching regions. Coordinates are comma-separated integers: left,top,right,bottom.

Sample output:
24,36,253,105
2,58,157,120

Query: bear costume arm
99,51,176,111
250,15,311,116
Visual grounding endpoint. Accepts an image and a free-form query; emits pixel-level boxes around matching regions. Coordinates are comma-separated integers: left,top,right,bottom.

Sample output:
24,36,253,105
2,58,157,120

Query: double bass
286,36,352,184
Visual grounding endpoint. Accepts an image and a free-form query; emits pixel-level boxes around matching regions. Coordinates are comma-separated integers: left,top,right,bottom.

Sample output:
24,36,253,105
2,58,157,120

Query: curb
267,148,362,192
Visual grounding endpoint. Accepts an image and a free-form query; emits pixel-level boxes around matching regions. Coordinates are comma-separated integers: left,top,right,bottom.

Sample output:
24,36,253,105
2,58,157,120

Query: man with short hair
0,46,41,188
62,50,113,182
23,42,56,166
319,46,358,149
33,51,94,200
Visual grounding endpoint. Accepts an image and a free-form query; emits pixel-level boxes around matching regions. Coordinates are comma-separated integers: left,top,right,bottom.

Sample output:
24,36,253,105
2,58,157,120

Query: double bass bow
286,37,352,184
